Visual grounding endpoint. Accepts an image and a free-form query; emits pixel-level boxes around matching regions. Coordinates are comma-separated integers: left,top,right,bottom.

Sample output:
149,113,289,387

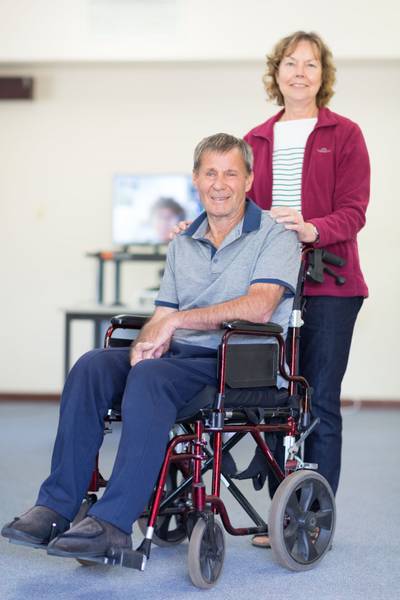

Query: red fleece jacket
244,107,370,297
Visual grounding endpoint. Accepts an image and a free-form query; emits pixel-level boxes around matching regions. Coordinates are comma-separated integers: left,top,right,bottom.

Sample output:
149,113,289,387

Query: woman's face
276,40,322,107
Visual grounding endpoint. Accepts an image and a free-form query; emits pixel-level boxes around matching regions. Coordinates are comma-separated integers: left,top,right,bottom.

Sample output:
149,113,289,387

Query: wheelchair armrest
110,314,148,329
222,320,283,335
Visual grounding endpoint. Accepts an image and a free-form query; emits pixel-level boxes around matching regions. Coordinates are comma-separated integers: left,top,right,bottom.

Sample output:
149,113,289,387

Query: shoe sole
2,527,48,549
251,536,271,549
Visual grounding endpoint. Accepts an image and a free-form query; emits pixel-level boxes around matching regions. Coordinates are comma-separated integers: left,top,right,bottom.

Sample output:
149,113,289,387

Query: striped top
272,118,317,213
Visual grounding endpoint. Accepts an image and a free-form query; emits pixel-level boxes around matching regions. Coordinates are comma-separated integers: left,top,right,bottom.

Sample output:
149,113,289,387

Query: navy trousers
301,296,363,494
36,343,218,534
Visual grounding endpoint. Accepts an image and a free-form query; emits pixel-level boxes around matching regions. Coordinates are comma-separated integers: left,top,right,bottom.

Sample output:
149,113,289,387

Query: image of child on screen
152,197,186,243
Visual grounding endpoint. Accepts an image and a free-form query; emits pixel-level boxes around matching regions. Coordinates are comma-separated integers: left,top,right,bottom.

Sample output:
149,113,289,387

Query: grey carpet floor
0,402,399,600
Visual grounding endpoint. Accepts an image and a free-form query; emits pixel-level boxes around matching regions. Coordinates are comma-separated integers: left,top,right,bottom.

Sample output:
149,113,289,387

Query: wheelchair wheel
71,494,98,566
188,517,225,589
137,464,187,547
269,470,335,572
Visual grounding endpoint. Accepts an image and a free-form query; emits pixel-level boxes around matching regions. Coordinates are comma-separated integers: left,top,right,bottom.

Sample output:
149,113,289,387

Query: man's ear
245,171,254,192
192,170,198,188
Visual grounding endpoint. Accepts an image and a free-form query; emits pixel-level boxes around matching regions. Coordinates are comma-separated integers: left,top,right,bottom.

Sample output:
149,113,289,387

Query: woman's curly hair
263,31,336,108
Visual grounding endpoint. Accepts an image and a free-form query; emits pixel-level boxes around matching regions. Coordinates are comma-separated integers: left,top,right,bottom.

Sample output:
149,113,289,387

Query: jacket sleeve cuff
308,218,324,246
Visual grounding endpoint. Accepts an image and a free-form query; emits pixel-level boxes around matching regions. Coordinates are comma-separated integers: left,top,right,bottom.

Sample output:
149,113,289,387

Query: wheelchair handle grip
321,250,346,268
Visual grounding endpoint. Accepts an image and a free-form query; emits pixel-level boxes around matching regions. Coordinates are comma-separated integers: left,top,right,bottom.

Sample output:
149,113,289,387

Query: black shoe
1,506,70,548
47,516,132,559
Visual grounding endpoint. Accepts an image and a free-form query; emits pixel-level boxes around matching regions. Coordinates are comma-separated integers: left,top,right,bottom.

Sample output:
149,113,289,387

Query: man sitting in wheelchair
2,133,300,562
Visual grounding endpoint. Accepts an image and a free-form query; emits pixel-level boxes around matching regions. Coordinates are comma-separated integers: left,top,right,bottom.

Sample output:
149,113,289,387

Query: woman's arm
309,124,370,246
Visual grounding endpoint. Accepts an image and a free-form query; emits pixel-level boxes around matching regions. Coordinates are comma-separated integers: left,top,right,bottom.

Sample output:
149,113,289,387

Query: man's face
193,148,253,222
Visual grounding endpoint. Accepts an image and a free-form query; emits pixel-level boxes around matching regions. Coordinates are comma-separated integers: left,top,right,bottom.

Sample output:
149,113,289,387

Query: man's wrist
169,311,182,331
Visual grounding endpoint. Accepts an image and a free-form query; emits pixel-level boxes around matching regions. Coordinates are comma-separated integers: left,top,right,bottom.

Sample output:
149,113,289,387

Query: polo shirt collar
184,199,262,238
184,211,208,237
242,198,262,232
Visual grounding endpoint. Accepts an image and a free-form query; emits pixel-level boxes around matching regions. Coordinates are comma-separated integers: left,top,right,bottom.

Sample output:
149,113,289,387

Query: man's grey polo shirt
155,200,300,385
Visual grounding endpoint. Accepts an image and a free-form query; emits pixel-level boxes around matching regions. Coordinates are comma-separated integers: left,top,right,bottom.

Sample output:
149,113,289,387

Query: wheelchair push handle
306,248,346,286
321,249,345,268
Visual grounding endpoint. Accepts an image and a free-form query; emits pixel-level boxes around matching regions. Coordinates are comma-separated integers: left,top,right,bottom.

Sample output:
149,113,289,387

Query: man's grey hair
193,133,254,175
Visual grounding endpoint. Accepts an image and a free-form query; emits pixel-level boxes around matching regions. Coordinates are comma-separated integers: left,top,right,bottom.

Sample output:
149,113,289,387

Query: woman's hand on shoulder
169,220,192,240
270,207,318,244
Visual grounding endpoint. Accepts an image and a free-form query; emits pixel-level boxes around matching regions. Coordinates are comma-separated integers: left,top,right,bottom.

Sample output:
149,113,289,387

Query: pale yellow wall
0,59,398,398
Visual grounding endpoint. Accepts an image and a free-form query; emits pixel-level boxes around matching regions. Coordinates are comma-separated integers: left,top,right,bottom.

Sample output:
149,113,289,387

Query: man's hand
129,311,178,367
270,207,318,243
168,220,192,240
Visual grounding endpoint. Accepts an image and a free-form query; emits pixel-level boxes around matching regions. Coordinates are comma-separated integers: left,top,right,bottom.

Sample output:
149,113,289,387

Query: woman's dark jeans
269,295,363,497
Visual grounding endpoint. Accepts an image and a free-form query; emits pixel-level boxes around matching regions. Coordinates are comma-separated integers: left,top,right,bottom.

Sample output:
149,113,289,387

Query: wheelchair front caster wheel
188,517,225,589
269,470,335,571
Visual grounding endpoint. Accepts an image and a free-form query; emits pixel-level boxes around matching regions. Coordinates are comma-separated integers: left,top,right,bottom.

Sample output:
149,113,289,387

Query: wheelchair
74,248,344,588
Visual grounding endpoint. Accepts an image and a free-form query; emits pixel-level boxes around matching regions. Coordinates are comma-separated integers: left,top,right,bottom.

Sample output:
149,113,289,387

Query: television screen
112,174,202,246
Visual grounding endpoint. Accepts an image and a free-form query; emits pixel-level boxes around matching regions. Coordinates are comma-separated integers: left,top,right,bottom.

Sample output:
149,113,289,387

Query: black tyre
137,464,187,547
187,518,225,589
72,494,98,566
269,470,335,571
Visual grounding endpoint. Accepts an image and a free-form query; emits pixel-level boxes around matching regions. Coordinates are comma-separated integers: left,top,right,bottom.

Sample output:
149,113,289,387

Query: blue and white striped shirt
272,118,317,213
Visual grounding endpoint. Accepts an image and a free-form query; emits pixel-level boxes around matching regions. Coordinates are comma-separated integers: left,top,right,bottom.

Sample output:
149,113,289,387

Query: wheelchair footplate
74,547,147,571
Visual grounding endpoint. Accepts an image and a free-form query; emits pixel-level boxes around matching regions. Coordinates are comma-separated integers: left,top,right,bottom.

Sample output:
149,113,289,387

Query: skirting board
0,393,399,409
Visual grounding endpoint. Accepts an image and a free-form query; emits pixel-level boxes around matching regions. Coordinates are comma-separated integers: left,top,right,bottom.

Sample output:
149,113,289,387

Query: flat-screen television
112,174,202,246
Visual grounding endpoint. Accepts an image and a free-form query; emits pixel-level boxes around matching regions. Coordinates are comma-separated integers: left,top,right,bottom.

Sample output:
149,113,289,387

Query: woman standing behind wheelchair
245,31,370,547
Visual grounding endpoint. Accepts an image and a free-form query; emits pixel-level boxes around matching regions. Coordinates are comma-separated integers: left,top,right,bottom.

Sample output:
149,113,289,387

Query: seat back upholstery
222,343,278,389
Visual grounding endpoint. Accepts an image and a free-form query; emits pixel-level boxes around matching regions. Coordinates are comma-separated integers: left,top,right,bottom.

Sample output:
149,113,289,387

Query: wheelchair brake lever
288,417,320,458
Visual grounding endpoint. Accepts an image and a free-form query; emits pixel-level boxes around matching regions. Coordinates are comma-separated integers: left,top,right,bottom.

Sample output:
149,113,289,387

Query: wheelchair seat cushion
176,384,291,421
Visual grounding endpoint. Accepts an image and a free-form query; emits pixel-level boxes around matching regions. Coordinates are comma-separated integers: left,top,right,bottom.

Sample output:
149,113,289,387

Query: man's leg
36,347,131,520
88,349,218,533
47,344,218,559
301,296,363,495
1,346,132,548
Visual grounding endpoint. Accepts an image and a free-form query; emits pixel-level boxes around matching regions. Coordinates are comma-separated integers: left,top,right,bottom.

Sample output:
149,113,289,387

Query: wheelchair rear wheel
269,470,335,571
137,464,188,547
188,517,225,589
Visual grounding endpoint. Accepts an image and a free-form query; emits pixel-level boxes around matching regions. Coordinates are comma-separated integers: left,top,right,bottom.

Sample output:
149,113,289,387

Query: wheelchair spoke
297,529,318,562
314,509,334,530
200,553,212,582
299,480,316,512
200,526,213,581
286,492,302,520
283,521,299,550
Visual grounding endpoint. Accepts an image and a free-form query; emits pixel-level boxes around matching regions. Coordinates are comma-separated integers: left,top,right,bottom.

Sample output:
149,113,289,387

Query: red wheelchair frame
78,248,343,588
